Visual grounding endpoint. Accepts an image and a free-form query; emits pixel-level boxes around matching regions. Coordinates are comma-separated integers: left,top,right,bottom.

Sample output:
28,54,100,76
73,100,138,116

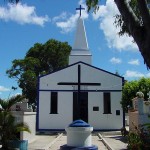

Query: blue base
60,144,98,150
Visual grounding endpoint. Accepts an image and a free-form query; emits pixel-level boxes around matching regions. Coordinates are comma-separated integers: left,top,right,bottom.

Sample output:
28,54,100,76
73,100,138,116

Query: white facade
38,62,124,130
37,17,124,131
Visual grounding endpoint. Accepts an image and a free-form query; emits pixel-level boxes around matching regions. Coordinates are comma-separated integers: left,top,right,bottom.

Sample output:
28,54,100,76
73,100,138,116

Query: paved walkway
99,132,128,150
49,135,108,150
29,134,60,150
28,132,128,150
102,135,127,150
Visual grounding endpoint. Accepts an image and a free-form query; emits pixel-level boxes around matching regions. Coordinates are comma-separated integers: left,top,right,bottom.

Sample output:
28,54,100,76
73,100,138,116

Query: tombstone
147,91,150,100
132,97,138,111
143,101,150,114
137,98,144,114
143,92,150,114
60,120,98,150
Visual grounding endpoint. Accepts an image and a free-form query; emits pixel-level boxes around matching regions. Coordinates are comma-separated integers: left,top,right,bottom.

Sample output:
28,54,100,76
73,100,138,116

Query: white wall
21,112,36,143
88,92,123,130
81,64,122,91
38,62,123,130
39,91,123,130
39,91,73,129
12,111,36,143
40,63,123,91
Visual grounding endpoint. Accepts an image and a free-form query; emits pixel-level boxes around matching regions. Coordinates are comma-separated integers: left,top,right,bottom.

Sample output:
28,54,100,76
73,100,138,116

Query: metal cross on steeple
76,5,85,17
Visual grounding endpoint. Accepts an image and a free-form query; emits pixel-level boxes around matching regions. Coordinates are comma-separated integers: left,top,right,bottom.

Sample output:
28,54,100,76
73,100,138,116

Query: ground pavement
48,135,108,150
99,132,128,150
28,131,128,150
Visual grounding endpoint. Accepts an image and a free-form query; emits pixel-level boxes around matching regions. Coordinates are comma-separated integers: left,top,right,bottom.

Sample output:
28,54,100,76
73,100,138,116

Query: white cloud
0,3,49,26
52,12,67,22
0,86,10,92
53,13,79,33
14,93,22,96
92,0,138,51
110,57,122,64
52,0,88,33
124,70,144,78
146,73,150,77
128,59,140,65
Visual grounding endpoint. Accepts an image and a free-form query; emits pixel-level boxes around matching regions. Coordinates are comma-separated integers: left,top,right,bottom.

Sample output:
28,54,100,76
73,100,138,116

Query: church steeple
72,17,89,51
69,6,92,65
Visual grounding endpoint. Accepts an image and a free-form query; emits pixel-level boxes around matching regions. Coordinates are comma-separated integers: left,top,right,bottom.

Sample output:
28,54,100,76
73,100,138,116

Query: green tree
0,95,31,149
6,39,71,105
121,77,150,111
0,95,24,111
86,0,150,69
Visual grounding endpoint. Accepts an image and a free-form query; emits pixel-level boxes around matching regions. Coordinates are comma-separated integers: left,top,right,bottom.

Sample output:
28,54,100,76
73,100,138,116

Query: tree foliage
86,0,150,69
0,94,24,111
0,95,31,149
6,39,71,105
121,77,150,111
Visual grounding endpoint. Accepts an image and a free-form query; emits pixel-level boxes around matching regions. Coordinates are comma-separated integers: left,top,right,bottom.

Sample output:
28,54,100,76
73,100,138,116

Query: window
50,92,58,114
103,92,111,114
93,107,99,111
116,110,120,115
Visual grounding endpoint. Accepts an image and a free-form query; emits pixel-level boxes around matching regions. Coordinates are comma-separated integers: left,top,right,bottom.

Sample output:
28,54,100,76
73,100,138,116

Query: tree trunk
114,0,150,69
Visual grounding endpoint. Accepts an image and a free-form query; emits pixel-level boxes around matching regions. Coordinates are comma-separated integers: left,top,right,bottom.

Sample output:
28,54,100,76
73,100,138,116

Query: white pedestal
66,126,93,147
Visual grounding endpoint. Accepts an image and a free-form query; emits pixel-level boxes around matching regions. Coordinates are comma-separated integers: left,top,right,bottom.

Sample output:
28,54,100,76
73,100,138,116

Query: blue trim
93,129,121,131
69,120,91,127
123,108,125,128
81,61,124,79
122,78,125,86
39,89,122,92
60,144,98,150
36,77,40,131
37,129,65,132
37,128,121,132
39,61,124,80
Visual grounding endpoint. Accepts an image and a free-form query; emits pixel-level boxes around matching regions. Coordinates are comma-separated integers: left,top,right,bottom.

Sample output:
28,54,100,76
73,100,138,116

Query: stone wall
12,111,36,143
10,99,32,112
128,110,139,132
129,97,150,132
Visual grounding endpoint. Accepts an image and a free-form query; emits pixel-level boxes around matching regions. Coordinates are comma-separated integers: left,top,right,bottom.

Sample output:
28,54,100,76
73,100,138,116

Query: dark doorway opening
73,92,88,123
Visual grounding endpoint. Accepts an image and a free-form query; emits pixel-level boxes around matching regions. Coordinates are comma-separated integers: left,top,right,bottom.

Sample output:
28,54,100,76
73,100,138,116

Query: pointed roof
71,17,91,55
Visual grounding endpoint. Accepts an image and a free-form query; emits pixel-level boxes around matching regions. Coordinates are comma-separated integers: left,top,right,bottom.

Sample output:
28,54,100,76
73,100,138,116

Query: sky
0,0,150,99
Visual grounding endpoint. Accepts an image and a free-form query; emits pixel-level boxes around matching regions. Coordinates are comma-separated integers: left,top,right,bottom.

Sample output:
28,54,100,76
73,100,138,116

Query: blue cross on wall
76,5,85,17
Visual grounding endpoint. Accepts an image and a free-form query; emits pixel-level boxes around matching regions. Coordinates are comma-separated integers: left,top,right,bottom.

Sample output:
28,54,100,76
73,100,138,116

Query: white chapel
37,12,124,131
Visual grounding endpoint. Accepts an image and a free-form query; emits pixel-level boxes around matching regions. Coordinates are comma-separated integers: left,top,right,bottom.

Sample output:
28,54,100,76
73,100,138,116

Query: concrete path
29,134,61,150
102,135,127,150
49,135,108,150
99,132,128,150
28,132,128,150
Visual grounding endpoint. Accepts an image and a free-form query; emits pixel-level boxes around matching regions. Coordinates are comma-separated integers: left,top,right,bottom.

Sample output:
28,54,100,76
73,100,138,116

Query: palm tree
0,95,31,149
0,95,24,111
